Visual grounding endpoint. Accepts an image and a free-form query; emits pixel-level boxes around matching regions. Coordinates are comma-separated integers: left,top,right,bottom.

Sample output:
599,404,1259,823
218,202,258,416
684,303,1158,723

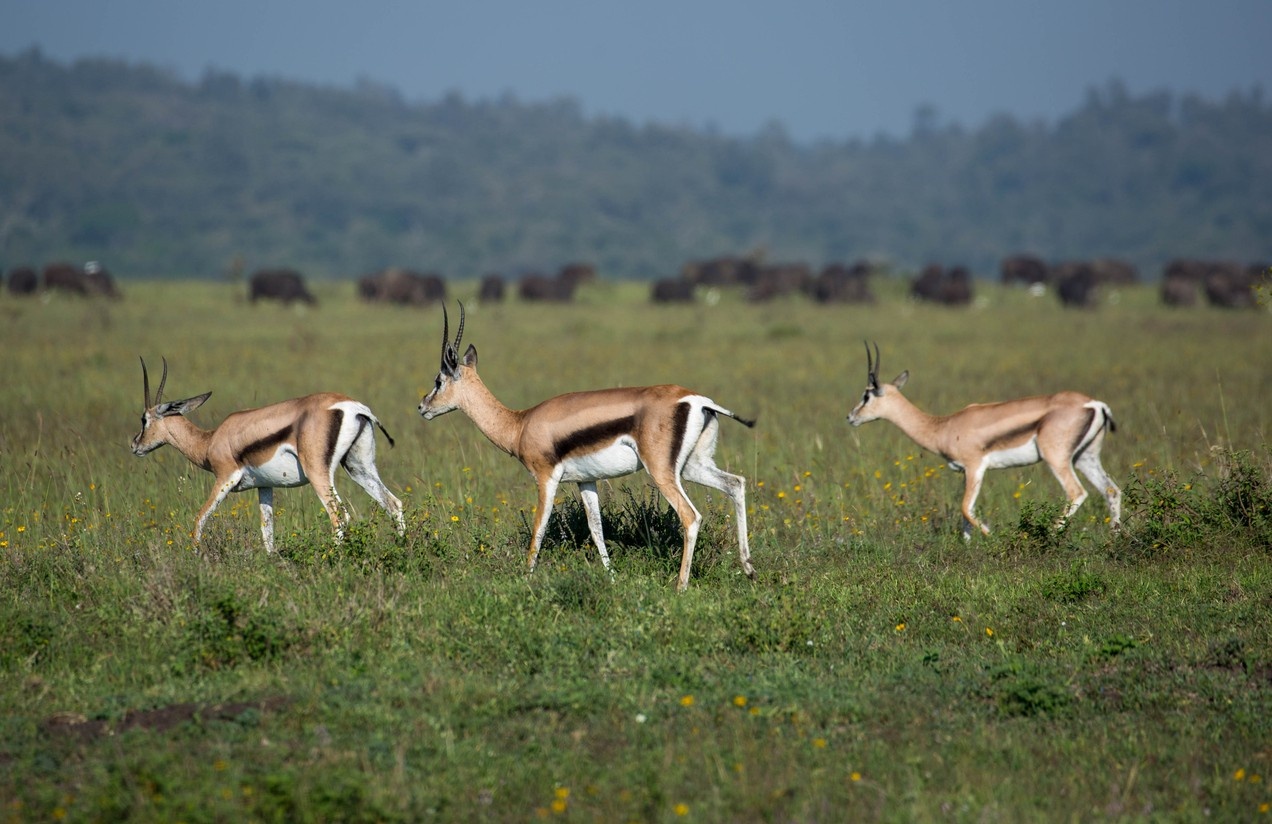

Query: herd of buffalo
3,254,1266,310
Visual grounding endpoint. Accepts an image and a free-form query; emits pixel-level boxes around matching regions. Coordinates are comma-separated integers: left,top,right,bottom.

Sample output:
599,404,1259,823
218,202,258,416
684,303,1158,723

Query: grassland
1,279,1270,822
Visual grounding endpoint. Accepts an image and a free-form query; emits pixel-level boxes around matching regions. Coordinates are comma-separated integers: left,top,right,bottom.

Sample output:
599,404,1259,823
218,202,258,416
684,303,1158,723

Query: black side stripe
668,402,691,469
553,416,636,464
323,409,343,468
235,424,293,465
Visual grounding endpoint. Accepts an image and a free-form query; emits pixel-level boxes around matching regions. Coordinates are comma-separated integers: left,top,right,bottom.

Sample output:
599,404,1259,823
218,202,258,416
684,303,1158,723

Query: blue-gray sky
2,0,1268,142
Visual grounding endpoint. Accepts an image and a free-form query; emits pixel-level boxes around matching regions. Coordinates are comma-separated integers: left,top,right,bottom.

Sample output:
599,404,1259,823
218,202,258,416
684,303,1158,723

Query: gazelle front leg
526,471,563,571
960,466,991,539
578,481,614,575
258,487,276,553
193,469,244,551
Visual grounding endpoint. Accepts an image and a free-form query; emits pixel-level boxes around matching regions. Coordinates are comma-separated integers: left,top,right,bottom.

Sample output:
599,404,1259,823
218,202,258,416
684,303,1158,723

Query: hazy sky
2,1,1269,141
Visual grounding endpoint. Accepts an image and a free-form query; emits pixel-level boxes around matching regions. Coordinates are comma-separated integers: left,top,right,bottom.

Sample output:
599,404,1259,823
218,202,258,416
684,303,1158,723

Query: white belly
559,439,642,482
983,438,1042,470
234,446,309,490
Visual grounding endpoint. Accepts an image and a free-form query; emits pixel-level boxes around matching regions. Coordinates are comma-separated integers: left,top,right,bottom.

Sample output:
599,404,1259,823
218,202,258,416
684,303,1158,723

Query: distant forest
1,48,1269,281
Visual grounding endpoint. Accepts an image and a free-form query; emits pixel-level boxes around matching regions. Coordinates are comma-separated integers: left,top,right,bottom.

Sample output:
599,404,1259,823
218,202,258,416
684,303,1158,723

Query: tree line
1,48,1268,281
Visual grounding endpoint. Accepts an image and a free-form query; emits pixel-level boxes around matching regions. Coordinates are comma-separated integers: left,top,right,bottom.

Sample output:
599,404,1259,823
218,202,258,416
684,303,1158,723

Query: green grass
2,279,1270,822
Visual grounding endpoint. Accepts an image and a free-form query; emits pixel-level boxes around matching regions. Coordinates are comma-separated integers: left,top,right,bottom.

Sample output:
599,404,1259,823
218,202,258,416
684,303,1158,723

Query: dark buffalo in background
357,268,446,306
650,277,696,303
6,265,39,296
40,260,121,298
477,274,506,303
1160,258,1266,308
1052,261,1099,308
1001,255,1137,291
517,272,576,302
1160,276,1199,307
808,261,876,304
1089,257,1139,285
1202,262,1262,309
911,264,973,306
249,268,316,305
1160,259,1203,307
746,262,813,302
680,255,750,286
517,262,597,302
1000,254,1050,286
558,262,597,290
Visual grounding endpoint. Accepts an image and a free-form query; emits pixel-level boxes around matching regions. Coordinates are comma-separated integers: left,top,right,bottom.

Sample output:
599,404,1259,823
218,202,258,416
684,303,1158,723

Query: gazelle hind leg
682,456,753,579
578,482,614,575
648,470,702,592
342,429,406,536
308,470,348,542
1041,445,1091,527
1075,448,1121,528
682,413,754,578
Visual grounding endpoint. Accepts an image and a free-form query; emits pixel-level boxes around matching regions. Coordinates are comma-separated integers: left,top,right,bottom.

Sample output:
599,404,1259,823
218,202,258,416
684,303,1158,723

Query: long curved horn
155,357,169,406
872,342,881,385
864,340,877,388
453,300,466,351
440,303,450,367
141,357,151,409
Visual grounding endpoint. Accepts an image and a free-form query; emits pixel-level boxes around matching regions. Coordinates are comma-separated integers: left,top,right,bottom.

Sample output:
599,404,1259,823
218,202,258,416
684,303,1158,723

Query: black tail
365,415,395,448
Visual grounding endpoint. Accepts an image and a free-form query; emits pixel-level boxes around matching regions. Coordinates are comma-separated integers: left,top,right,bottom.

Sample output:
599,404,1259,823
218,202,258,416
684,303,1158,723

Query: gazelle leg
648,471,702,592
1075,449,1122,529
193,471,243,552
682,456,753,580
961,467,990,539
578,481,613,575
342,434,406,536
258,487,275,553
1042,450,1090,528
309,472,347,543
527,473,562,571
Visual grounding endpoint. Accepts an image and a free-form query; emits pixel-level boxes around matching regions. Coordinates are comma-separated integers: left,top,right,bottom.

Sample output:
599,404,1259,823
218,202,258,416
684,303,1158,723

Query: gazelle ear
462,344,478,368
891,371,909,389
157,392,211,417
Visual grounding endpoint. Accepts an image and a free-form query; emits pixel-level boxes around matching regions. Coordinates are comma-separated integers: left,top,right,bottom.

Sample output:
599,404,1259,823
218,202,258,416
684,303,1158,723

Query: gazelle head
847,342,908,426
131,357,211,456
418,302,478,420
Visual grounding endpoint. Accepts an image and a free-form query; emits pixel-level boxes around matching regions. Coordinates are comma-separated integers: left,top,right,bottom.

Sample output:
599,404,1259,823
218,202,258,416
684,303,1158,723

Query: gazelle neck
456,369,526,457
162,417,215,471
879,392,945,453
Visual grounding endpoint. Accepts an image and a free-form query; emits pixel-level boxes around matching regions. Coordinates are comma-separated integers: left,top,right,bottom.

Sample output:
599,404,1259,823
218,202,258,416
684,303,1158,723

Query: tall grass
1,280,1269,821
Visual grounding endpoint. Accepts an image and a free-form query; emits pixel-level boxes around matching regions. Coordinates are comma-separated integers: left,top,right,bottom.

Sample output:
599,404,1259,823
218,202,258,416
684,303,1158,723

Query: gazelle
131,358,405,552
847,343,1121,538
417,303,755,591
